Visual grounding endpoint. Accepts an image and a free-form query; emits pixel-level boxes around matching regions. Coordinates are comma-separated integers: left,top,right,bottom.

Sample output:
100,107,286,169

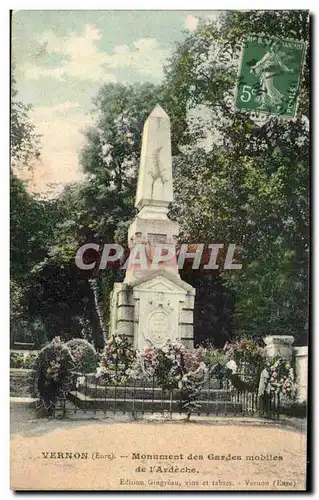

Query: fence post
294,346,308,403
263,335,295,361
262,336,295,418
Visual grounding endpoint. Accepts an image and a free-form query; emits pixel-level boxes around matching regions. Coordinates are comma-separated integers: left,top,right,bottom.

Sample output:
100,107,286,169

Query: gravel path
10,402,307,491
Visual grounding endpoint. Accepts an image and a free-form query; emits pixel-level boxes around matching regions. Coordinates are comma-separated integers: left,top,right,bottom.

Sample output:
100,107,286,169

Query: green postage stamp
235,34,306,117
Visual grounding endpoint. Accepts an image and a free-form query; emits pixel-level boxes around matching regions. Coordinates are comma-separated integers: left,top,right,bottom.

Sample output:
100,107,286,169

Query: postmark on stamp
235,34,306,118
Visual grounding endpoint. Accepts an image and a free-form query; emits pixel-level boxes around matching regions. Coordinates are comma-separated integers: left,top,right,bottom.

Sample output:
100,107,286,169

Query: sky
12,10,221,197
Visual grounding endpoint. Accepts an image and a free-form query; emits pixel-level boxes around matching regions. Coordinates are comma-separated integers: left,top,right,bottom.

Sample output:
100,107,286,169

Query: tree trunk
89,278,108,346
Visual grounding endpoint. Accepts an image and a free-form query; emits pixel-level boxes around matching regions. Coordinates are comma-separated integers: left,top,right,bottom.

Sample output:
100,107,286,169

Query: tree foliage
164,10,309,343
10,72,57,345
11,71,40,170
31,83,166,346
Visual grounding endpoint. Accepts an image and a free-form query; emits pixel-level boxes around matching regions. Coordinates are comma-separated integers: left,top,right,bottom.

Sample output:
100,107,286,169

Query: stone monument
109,105,195,349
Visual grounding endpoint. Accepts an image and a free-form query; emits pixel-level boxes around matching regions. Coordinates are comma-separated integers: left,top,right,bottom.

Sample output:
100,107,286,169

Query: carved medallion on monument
140,291,175,347
147,310,169,345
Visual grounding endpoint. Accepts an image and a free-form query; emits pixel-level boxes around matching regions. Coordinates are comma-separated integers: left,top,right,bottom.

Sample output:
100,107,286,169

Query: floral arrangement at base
267,358,296,397
30,336,74,414
179,347,207,418
10,352,24,368
127,340,207,417
127,341,184,388
66,338,98,374
97,334,136,384
92,334,297,417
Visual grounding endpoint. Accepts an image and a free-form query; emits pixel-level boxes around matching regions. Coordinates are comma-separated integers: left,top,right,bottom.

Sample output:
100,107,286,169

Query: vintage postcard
10,9,310,491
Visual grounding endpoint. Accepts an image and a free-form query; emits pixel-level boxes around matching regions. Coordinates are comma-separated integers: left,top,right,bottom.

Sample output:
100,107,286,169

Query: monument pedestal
110,270,195,349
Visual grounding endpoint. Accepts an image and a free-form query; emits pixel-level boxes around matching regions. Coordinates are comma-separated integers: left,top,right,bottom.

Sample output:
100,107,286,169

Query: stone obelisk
136,105,173,213
109,105,195,349
125,105,179,282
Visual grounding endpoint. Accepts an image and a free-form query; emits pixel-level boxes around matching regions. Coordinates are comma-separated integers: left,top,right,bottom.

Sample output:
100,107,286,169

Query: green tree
11,71,39,170
42,83,166,345
10,72,57,345
164,10,309,344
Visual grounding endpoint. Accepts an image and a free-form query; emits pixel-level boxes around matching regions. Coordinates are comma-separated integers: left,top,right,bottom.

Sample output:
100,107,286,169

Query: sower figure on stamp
250,41,294,111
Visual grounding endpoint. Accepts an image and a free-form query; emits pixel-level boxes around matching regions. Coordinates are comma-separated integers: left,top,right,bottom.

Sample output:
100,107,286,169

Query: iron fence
61,371,280,419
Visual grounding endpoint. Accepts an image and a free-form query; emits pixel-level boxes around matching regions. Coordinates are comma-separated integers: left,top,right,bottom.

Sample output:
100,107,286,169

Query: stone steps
75,383,234,401
69,374,253,414
68,391,244,413
84,374,225,390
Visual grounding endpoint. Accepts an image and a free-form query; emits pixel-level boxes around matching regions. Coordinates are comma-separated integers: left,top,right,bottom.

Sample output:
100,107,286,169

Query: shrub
66,338,98,374
10,351,39,369
280,402,307,418
31,336,74,414
24,352,39,369
227,337,265,365
225,337,265,391
10,352,24,368
204,348,229,381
